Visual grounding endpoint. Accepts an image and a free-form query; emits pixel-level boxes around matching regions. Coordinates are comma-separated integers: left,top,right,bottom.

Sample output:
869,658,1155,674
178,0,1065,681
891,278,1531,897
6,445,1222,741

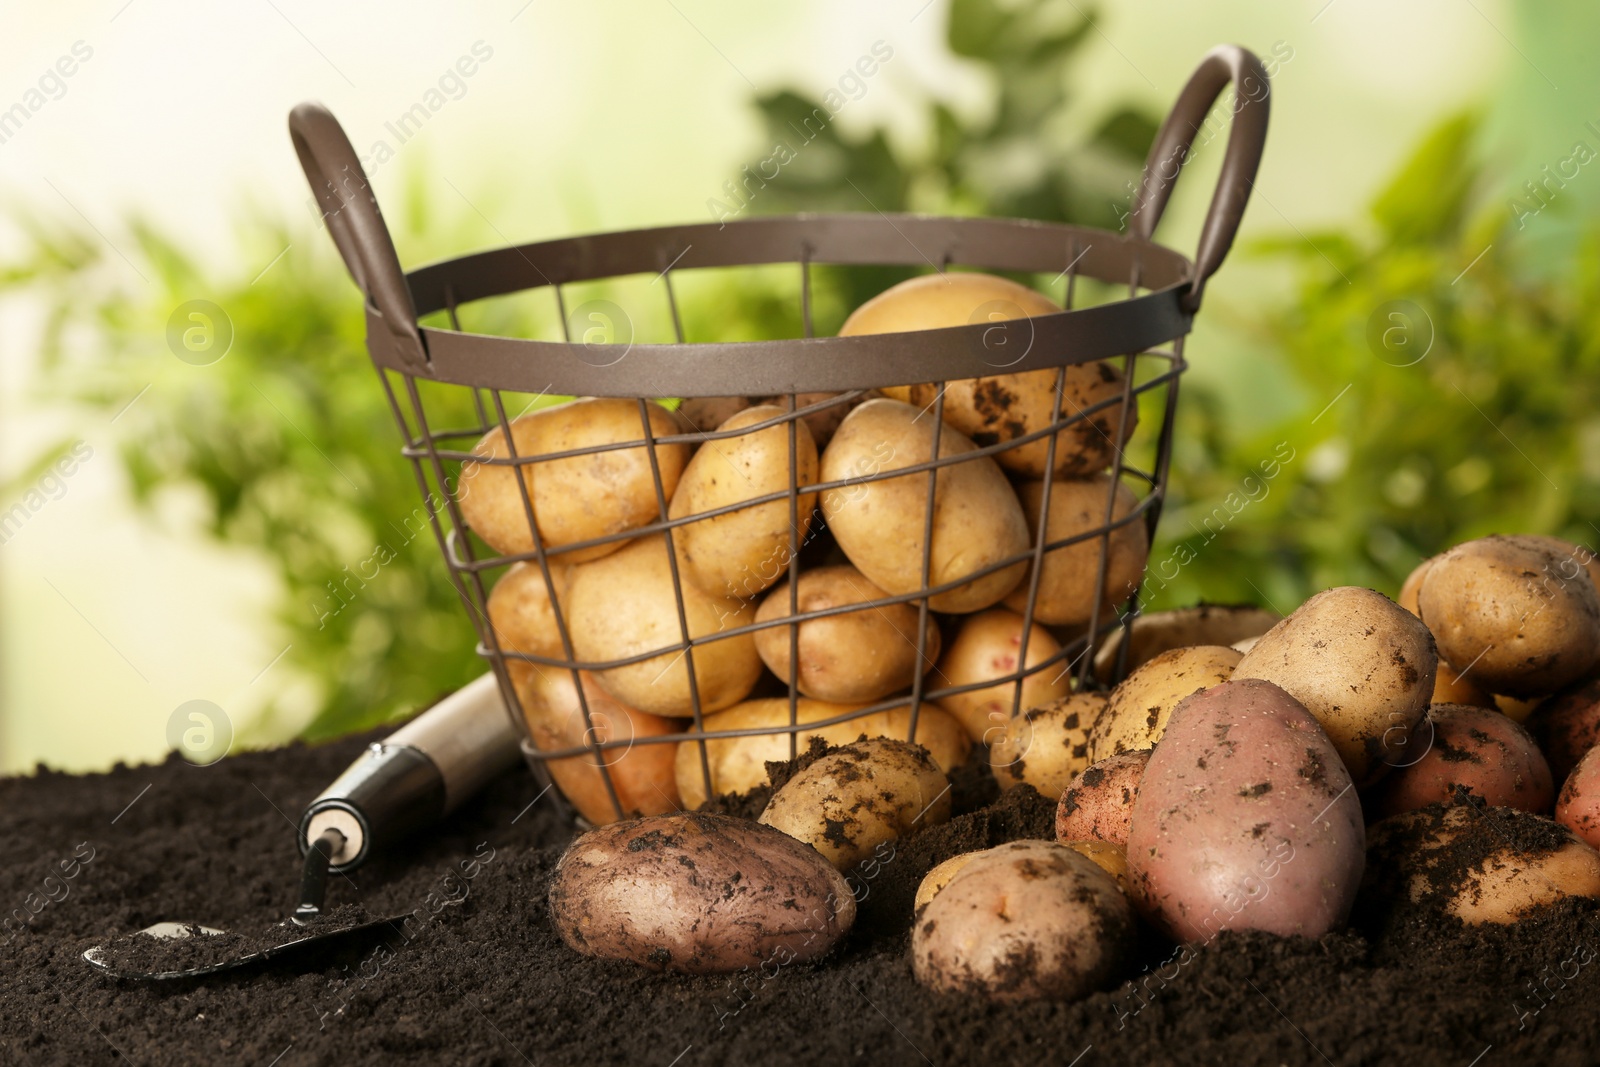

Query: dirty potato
841,273,1135,477
550,812,855,973
1234,586,1437,785
1417,535,1600,698
760,739,951,870
989,691,1104,799
911,840,1135,1002
1089,645,1241,759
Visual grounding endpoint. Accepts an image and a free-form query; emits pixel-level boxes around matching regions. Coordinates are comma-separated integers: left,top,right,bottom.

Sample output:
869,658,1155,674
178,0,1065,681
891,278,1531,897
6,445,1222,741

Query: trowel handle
297,673,523,872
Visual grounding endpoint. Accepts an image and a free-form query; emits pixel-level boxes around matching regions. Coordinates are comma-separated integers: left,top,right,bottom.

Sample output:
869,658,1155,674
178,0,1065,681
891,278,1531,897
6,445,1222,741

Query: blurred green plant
7,0,1158,740
28,2,1593,744
1144,110,1600,614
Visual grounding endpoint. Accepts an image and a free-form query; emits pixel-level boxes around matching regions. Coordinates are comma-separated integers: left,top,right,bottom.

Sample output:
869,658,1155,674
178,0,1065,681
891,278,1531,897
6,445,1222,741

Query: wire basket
290,45,1269,825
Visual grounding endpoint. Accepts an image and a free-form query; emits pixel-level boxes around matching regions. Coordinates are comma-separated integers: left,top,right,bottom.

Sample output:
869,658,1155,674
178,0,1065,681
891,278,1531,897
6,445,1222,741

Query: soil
6,734,1600,1066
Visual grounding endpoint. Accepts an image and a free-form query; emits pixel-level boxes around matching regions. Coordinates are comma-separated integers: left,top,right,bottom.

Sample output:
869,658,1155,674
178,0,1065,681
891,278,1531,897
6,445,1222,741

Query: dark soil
6,734,1600,1066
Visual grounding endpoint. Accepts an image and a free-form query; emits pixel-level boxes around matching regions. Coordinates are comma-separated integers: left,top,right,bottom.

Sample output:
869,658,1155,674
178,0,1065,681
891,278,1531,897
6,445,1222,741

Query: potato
549,812,855,973
1234,586,1437,785
667,404,819,600
1363,802,1600,925
1495,693,1541,723
1397,555,1434,616
488,561,572,661
565,535,762,717
1056,751,1149,846
1000,476,1149,626
819,399,1029,613
1371,704,1553,818
458,398,688,563
1432,659,1494,707
760,739,951,870
1089,645,1241,760
1417,534,1600,697
911,840,1134,1002
989,692,1102,798
1128,678,1365,942
914,852,981,912
934,609,1069,742
1526,676,1600,783
1556,745,1600,849
511,665,681,824
753,565,939,703
1092,604,1279,684
675,698,971,809
1065,840,1132,894
1231,635,1261,655
841,273,1136,478
1523,534,1600,594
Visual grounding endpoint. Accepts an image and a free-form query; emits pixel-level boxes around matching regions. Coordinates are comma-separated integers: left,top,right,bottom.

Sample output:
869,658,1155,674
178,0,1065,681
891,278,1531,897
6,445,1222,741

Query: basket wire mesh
290,44,1269,823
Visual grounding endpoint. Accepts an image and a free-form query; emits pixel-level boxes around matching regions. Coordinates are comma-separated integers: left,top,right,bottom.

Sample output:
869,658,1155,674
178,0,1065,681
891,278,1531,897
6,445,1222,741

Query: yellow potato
1089,645,1241,759
935,609,1069,743
914,852,982,911
753,565,939,703
820,399,1029,613
1397,556,1434,616
1366,804,1600,925
487,561,572,661
840,273,1135,477
1419,535,1600,697
1234,587,1437,784
457,398,688,563
1064,840,1132,894
1002,476,1149,626
564,535,763,717
989,691,1104,799
760,739,951,870
510,664,682,825
668,404,819,600
1496,693,1542,723
674,698,971,809
1433,659,1495,707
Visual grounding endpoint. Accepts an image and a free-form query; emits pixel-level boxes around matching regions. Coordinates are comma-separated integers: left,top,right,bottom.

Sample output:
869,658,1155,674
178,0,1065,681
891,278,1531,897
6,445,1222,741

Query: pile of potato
482,272,1600,1004
461,271,1142,826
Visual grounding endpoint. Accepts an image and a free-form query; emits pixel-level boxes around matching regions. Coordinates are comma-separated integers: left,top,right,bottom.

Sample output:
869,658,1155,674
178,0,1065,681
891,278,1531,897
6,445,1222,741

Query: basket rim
364,212,1197,397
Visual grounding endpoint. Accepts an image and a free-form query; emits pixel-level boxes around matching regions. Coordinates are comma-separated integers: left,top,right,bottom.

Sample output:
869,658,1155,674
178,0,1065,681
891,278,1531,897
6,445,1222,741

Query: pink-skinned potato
1056,750,1150,846
1526,675,1600,784
1128,678,1366,942
1557,745,1600,850
1371,704,1553,819
549,812,855,974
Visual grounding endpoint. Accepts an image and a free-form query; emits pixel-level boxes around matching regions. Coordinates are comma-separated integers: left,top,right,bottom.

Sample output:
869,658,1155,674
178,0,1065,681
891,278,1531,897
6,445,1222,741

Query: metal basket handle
289,102,428,371
1129,44,1270,314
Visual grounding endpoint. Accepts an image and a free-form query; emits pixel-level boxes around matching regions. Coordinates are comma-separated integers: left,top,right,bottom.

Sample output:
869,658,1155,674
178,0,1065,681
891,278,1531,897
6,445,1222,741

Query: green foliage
1145,110,1600,613
23,2,1586,745
11,196,536,740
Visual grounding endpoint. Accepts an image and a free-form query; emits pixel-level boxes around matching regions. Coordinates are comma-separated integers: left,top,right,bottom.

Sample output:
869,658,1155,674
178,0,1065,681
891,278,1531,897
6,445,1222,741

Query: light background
0,0,1574,772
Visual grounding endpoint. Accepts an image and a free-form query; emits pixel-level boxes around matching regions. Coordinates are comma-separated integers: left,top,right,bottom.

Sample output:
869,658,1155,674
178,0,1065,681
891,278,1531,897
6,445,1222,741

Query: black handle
299,743,447,873
298,674,523,873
